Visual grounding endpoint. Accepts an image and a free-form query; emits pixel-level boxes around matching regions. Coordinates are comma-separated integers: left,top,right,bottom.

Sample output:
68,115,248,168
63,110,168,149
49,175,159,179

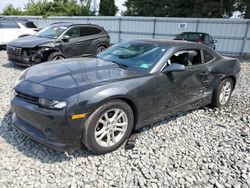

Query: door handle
77,42,81,45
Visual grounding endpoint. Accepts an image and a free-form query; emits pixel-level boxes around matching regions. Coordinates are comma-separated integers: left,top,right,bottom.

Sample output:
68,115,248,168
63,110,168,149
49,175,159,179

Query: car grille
16,91,39,105
7,46,22,58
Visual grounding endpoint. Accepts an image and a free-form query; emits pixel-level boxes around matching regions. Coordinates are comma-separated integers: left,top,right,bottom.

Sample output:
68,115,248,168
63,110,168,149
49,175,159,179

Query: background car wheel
212,78,233,107
47,52,65,61
82,100,134,154
97,45,106,54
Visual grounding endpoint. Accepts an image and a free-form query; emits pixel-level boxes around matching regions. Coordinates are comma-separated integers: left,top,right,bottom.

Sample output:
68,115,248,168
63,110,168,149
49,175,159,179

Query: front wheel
212,78,233,107
82,100,134,154
47,52,65,61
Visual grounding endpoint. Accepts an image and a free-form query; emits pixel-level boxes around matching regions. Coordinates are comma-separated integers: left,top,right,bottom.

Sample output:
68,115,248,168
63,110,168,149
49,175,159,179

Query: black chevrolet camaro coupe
11,39,241,154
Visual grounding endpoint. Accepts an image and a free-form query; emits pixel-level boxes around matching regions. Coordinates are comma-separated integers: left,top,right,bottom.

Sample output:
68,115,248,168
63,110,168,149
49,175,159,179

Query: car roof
132,39,201,48
50,22,102,28
178,32,209,35
0,17,32,22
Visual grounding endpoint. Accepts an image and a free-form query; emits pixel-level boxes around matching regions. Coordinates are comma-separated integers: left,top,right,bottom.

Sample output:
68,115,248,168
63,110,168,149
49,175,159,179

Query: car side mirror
163,63,186,73
213,39,217,43
62,35,70,42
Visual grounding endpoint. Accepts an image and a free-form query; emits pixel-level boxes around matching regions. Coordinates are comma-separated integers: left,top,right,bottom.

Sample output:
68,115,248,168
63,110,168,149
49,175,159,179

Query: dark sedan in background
174,32,217,50
7,23,110,66
11,39,240,154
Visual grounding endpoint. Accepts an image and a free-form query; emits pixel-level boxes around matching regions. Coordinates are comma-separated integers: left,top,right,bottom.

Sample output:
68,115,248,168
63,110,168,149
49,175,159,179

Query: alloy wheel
97,46,106,54
94,108,128,147
219,80,232,105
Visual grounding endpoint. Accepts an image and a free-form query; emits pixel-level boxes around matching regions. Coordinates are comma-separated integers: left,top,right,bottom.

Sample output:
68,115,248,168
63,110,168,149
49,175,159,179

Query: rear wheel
212,78,233,107
82,100,134,154
97,45,106,54
47,52,65,61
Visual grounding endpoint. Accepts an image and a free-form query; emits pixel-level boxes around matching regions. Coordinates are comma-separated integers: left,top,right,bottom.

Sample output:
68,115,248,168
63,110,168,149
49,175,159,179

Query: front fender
85,87,136,114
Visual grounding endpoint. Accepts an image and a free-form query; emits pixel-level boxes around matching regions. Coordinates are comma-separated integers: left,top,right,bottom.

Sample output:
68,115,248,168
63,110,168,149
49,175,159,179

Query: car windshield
35,25,67,39
97,41,167,72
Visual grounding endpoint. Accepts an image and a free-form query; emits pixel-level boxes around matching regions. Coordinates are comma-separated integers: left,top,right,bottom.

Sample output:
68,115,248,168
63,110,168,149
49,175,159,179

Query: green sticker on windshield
140,64,150,69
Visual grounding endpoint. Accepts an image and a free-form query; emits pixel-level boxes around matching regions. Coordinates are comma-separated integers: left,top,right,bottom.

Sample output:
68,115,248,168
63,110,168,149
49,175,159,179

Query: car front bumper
8,58,32,67
11,96,85,152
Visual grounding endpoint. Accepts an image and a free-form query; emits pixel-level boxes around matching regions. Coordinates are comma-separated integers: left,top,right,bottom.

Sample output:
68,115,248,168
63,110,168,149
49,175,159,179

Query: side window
22,21,37,28
80,27,102,37
209,35,213,42
1,21,20,28
169,50,202,66
65,27,80,38
90,27,102,35
204,35,210,42
203,50,214,63
80,27,90,36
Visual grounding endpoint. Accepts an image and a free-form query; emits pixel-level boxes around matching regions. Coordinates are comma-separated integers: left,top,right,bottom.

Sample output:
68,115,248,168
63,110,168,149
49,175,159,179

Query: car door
75,26,96,56
156,49,212,118
61,26,81,57
78,26,103,56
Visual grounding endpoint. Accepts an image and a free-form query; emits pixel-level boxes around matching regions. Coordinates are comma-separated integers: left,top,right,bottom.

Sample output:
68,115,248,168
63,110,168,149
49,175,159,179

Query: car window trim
201,49,216,64
159,48,204,71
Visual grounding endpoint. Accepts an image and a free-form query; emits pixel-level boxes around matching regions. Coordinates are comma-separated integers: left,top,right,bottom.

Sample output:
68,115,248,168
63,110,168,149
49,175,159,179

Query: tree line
123,0,250,18
1,0,249,18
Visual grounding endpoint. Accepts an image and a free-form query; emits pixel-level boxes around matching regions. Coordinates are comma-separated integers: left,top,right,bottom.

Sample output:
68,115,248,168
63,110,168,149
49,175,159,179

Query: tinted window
0,21,20,28
22,21,37,28
175,33,184,40
65,27,80,38
80,27,102,36
186,34,200,41
90,27,102,34
97,42,168,72
203,50,214,63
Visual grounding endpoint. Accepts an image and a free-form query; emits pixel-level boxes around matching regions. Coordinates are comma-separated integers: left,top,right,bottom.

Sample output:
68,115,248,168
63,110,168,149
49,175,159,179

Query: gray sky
0,0,126,15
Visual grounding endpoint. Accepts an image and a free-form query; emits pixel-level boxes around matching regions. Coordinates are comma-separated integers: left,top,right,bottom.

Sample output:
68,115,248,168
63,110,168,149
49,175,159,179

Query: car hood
24,58,143,89
8,35,55,48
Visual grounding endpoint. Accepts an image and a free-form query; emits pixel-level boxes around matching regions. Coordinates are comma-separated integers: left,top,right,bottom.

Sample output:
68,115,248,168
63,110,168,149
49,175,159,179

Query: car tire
97,45,106,54
212,78,233,107
47,52,65,61
82,100,134,154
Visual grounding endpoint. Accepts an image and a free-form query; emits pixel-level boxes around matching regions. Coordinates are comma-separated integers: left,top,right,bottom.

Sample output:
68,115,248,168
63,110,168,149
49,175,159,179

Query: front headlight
14,68,28,87
38,98,67,110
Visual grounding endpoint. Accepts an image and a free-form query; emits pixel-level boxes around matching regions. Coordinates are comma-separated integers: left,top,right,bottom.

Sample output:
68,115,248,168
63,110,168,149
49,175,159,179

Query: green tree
2,4,23,15
235,0,250,18
2,0,92,17
99,0,118,16
123,0,235,18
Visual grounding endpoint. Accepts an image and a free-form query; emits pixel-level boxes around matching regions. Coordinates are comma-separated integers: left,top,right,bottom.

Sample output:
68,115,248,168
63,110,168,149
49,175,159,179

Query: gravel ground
0,50,249,188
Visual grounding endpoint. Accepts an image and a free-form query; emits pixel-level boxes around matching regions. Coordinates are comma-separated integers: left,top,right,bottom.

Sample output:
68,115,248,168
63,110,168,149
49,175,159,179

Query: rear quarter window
22,21,37,28
0,21,20,28
203,50,215,63
80,27,102,36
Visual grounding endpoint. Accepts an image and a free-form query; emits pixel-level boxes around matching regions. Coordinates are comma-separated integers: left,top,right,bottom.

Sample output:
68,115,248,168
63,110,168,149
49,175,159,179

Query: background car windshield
97,42,167,72
176,33,201,42
35,25,67,39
